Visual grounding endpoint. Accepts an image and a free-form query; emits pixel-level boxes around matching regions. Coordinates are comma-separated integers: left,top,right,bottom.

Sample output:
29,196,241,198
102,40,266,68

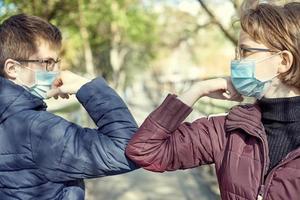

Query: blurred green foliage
0,0,159,89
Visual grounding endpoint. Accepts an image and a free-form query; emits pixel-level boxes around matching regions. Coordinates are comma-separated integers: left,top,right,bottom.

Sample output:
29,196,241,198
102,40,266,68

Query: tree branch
197,0,238,45
230,0,240,11
169,21,212,49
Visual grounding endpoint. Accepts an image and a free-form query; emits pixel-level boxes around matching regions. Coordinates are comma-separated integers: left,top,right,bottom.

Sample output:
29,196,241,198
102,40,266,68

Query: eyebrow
239,44,252,48
37,57,60,61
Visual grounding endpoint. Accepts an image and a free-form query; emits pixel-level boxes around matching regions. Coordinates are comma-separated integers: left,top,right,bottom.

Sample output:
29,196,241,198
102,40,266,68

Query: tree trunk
110,1,128,91
78,0,95,77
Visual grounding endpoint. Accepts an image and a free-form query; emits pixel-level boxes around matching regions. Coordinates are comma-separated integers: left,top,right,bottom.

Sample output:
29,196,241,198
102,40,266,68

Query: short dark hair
0,14,62,76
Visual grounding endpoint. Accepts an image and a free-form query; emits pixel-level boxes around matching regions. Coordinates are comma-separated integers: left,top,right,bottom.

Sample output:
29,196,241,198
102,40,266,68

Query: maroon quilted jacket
126,94,300,200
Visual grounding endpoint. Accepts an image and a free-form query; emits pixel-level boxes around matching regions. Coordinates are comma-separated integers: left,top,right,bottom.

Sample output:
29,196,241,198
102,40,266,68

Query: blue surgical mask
27,70,59,99
17,66,59,99
231,54,280,99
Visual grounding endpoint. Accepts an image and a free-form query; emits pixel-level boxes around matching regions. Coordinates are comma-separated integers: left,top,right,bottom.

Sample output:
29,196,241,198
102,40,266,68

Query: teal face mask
26,70,59,99
17,66,59,99
230,54,280,99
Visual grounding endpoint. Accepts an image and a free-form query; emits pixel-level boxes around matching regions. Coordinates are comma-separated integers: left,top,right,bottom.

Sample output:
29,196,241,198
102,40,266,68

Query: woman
126,1,300,200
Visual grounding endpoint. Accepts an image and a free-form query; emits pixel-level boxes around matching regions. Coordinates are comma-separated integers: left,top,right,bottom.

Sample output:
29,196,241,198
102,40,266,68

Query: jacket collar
225,102,300,161
0,77,46,123
225,103,264,137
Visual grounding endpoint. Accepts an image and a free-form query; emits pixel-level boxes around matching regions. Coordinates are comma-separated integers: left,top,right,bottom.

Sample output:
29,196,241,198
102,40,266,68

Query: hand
47,70,91,99
203,77,243,101
178,77,243,107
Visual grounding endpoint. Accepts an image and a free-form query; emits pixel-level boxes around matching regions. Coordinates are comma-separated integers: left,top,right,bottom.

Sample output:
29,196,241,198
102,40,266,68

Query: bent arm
126,94,226,172
31,78,139,181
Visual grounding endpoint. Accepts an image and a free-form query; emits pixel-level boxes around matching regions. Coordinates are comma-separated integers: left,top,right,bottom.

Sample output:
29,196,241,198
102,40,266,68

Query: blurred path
86,168,219,200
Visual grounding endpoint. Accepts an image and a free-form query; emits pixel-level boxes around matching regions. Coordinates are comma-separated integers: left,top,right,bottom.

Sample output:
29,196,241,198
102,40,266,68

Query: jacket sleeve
30,77,139,182
125,94,227,172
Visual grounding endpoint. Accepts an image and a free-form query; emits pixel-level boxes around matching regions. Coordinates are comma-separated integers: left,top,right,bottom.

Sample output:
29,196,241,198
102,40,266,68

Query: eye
47,59,55,65
40,59,56,71
42,59,55,67
241,49,253,58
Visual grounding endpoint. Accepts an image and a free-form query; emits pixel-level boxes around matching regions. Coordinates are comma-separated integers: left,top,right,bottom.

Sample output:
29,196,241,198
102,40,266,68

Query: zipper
233,124,300,200
257,185,265,200
236,125,268,200
261,151,300,199
229,107,300,200
257,195,263,200
254,126,269,200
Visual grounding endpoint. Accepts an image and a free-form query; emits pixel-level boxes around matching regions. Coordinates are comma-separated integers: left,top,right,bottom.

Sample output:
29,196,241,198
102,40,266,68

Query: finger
222,92,232,99
58,94,65,99
231,94,244,102
47,88,61,98
52,77,63,88
224,90,231,95
237,96,244,102
59,93,69,99
62,94,69,99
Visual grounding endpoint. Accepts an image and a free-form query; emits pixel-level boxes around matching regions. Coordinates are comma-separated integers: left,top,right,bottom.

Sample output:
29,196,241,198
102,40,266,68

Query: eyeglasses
16,58,61,71
235,47,278,60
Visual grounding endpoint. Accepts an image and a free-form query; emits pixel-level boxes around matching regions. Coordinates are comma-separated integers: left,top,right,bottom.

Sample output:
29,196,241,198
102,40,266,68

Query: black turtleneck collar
258,96,300,122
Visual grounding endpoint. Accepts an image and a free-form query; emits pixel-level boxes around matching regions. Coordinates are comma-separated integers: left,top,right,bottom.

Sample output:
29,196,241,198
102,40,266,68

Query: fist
47,70,91,99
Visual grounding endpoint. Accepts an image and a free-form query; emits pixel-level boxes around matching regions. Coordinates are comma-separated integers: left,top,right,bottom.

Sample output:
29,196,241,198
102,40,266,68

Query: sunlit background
0,0,294,199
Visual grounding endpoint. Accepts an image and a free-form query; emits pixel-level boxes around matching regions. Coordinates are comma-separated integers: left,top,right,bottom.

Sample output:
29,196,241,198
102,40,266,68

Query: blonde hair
240,1,300,88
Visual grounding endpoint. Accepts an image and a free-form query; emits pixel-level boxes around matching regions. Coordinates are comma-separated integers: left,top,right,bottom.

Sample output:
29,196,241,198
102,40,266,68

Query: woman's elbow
125,144,169,173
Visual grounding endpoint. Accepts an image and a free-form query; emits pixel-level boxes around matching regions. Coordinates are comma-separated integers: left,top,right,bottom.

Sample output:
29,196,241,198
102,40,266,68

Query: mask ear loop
255,51,282,82
255,51,282,64
14,61,37,88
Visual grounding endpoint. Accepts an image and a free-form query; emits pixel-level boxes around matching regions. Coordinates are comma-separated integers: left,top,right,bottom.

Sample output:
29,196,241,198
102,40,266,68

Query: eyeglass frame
15,58,61,72
235,46,279,60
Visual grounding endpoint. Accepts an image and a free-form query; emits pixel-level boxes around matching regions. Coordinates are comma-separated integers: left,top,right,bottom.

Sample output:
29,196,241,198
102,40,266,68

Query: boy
0,14,137,200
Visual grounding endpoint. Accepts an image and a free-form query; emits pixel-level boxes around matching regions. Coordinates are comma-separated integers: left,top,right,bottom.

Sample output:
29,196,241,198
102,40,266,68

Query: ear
277,50,293,74
3,59,18,80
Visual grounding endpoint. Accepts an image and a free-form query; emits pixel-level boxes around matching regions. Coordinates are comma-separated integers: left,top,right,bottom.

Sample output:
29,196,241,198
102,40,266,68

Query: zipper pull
257,185,265,200
257,195,263,200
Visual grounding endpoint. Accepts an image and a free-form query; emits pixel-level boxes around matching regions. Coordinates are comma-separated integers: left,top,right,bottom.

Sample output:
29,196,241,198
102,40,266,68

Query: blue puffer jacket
0,77,138,200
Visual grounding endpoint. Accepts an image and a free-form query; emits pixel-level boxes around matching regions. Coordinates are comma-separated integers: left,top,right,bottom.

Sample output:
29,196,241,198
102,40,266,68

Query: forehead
239,31,268,48
30,39,60,59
